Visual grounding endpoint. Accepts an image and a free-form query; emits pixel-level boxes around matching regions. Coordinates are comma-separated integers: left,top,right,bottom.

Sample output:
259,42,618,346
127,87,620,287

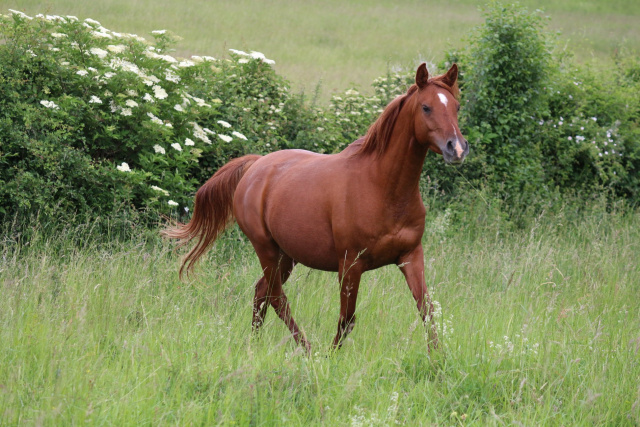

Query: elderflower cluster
11,9,275,212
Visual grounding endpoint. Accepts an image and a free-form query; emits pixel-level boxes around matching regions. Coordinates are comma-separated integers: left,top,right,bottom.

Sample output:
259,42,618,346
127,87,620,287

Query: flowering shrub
0,10,324,223
1,5,639,228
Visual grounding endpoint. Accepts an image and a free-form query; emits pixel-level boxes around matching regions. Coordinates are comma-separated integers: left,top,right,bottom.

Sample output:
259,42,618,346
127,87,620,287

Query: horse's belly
269,216,339,272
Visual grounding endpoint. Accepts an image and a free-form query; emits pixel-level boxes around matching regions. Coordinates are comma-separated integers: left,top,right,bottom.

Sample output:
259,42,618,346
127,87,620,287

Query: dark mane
355,75,459,157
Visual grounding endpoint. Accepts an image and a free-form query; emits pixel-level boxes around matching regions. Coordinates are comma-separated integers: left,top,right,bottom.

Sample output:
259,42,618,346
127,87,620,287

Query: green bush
458,2,552,202
1,5,639,231
0,10,335,224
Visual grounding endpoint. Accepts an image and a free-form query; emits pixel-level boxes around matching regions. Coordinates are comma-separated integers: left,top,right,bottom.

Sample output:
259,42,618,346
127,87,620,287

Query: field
3,0,640,98
2,0,640,424
1,204,639,424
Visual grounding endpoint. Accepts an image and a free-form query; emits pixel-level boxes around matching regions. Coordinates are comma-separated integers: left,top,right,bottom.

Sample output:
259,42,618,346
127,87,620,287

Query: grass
3,0,640,99
1,202,639,424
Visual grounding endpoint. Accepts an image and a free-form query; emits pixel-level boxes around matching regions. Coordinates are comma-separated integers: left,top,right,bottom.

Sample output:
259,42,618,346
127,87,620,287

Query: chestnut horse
164,63,468,352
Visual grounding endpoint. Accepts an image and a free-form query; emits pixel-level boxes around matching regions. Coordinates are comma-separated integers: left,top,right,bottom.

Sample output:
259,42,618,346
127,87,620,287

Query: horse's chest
359,221,423,269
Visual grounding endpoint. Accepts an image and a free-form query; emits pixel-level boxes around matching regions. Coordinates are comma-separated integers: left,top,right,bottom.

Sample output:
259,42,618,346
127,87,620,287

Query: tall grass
4,0,640,99
1,200,639,424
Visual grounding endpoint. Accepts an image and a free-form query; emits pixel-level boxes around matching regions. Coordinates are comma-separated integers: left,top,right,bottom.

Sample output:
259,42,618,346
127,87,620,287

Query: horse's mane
355,75,459,157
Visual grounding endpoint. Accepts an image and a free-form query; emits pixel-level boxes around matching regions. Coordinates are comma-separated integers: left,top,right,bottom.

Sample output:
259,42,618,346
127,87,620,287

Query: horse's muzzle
443,138,469,164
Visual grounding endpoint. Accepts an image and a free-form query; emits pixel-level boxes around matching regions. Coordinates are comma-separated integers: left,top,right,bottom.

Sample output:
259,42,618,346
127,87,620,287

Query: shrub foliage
1,4,639,227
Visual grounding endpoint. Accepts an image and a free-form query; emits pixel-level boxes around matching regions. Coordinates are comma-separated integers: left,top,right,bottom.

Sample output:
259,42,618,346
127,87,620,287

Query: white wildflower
51,32,67,38
107,44,126,53
185,138,195,146
168,200,178,206
152,29,166,35
174,104,184,112
151,185,169,196
250,51,275,65
89,47,108,59
40,100,59,109
76,70,89,76
84,18,101,26
147,112,163,125
89,95,102,104
8,9,33,20
171,143,182,151
116,162,131,172
217,120,232,128
165,70,180,83
153,85,168,100
238,58,250,64
229,48,249,56
143,93,155,103
218,134,233,143
125,99,138,108
120,108,132,116
92,31,113,39
232,131,247,140
153,144,166,154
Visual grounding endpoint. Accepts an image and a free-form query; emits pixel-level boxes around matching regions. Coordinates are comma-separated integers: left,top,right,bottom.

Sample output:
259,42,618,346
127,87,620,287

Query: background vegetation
4,0,640,98
1,1,639,425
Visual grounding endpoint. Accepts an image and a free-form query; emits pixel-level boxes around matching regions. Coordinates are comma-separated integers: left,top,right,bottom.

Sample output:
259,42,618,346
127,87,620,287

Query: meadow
1,1,640,425
1,202,639,424
3,0,640,98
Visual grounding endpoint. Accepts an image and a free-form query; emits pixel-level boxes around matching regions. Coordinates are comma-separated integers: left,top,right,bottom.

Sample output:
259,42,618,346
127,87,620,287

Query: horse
164,63,468,352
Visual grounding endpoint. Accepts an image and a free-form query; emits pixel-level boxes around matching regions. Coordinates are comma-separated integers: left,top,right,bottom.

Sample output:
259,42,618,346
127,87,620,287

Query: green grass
1,204,639,424
3,0,640,99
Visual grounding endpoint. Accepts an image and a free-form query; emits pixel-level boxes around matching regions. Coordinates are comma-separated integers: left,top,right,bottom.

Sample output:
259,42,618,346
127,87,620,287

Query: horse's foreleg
398,245,438,350
332,255,364,349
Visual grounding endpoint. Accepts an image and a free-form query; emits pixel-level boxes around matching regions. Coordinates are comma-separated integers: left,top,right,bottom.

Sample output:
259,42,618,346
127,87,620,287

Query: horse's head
412,63,468,164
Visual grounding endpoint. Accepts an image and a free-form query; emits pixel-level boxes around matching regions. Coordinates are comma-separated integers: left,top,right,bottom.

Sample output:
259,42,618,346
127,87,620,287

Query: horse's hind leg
252,245,309,352
252,256,296,330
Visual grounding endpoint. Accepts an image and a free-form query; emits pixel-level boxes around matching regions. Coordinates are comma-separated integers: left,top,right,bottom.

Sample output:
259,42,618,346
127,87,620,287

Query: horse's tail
162,154,261,278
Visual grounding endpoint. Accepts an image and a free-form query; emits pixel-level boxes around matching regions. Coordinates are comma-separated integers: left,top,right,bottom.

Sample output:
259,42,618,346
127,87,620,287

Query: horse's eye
422,105,431,113
456,104,460,112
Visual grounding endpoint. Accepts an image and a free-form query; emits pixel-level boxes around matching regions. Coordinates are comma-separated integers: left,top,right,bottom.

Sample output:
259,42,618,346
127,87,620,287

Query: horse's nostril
446,140,454,152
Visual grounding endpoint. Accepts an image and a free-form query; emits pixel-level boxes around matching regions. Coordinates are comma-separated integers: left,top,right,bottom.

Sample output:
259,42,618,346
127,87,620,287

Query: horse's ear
441,63,458,87
415,63,429,89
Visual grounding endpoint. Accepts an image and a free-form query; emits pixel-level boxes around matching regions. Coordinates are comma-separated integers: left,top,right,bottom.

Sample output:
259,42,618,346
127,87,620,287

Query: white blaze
437,92,448,107
438,91,464,157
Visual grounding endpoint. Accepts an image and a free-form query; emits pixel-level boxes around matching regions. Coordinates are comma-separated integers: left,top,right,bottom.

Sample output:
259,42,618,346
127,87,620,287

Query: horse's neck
371,110,428,201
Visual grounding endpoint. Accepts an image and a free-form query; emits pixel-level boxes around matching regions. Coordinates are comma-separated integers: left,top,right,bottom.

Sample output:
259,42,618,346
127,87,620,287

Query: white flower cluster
488,325,539,357
116,162,131,172
228,48,276,65
40,100,59,109
18,10,263,211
